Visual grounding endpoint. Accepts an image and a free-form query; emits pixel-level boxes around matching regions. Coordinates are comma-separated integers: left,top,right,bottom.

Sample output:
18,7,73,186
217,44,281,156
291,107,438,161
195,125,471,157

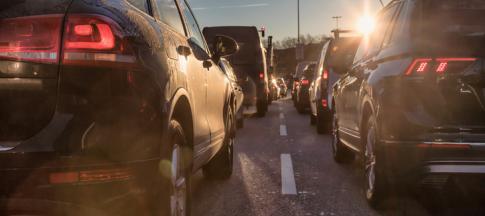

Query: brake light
406,58,476,76
0,14,63,64
322,68,329,80
405,58,432,75
301,79,309,85
62,14,136,67
321,99,328,108
259,72,264,79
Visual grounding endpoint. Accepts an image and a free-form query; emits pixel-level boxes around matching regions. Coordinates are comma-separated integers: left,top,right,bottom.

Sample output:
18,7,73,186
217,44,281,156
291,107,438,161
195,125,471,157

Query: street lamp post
297,0,300,44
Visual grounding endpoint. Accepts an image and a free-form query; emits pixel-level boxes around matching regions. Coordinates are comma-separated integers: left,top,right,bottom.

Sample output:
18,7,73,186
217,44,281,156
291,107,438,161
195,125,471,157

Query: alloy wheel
365,124,377,200
170,144,187,216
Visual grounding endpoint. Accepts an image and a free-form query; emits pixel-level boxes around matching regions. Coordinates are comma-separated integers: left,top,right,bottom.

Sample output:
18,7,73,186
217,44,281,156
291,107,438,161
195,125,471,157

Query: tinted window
180,1,207,50
127,0,149,13
414,0,485,56
155,0,185,34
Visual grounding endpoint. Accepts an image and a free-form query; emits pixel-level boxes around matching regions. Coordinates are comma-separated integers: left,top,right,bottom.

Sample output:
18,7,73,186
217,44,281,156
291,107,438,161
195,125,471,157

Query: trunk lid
0,1,71,143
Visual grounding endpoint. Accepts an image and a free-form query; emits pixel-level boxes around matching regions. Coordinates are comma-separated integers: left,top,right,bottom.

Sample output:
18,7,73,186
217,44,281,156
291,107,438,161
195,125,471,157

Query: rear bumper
0,155,159,215
379,140,485,185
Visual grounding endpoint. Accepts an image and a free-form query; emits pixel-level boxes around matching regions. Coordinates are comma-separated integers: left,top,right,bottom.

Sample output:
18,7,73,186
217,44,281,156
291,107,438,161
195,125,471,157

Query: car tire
364,113,388,209
236,116,244,129
159,119,192,216
257,100,267,117
202,107,235,179
331,109,354,163
316,109,330,134
310,114,316,125
296,102,305,114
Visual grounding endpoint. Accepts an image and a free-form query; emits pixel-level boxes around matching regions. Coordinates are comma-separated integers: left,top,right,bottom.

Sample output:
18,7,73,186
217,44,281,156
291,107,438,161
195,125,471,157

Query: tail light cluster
0,14,136,67
405,58,476,76
0,15,63,64
300,79,309,85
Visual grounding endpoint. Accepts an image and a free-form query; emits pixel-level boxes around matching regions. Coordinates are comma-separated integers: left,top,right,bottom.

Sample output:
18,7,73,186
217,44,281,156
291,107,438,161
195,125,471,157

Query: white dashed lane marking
281,154,297,195
280,125,287,136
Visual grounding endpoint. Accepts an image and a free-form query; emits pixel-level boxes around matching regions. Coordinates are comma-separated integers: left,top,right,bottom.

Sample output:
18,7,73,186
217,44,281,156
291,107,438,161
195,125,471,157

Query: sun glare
357,15,376,35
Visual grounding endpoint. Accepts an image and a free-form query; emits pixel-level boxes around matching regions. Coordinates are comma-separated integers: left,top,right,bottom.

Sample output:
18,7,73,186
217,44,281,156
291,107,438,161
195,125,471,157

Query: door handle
177,45,192,57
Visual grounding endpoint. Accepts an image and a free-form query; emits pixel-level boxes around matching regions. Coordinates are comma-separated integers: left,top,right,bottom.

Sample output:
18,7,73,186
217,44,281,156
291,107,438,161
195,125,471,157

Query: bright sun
357,15,376,35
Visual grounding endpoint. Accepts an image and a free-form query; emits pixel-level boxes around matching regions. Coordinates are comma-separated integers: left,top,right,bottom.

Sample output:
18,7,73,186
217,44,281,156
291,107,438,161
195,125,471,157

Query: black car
292,61,315,105
0,0,238,215
203,26,270,117
295,63,316,114
332,0,485,208
309,36,360,134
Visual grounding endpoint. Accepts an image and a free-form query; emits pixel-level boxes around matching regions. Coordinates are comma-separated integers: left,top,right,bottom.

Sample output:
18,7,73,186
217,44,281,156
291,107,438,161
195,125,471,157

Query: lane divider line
281,154,297,195
280,125,287,136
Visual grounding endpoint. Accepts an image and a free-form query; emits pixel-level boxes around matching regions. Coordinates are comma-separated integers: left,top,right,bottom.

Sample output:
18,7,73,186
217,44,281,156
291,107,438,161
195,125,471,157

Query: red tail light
62,14,136,67
322,69,329,80
301,79,309,85
406,58,476,76
321,99,328,108
259,72,264,79
0,14,63,64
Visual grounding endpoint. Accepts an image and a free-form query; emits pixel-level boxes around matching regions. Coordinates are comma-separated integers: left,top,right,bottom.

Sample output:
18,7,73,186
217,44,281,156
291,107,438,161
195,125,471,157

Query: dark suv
0,0,238,215
203,26,270,117
332,0,485,208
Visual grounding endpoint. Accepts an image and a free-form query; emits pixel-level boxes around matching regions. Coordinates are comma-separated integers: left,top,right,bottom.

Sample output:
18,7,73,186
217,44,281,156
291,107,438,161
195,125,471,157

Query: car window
353,2,400,63
382,2,403,48
126,0,149,13
180,1,208,51
154,0,185,34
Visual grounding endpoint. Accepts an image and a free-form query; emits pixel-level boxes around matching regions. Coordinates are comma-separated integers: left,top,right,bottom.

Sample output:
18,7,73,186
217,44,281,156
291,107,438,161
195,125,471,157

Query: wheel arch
168,88,194,148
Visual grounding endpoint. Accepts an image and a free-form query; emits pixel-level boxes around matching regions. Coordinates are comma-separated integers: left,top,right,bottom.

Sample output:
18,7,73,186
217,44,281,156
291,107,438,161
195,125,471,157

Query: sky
188,0,391,41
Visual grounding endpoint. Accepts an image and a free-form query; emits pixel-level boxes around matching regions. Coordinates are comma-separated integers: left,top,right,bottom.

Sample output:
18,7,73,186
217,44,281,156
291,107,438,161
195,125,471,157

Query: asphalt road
191,97,484,216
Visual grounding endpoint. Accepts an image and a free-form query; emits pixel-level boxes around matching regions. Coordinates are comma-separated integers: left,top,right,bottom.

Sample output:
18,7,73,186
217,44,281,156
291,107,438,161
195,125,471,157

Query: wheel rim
331,111,339,156
170,144,187,216
365,125,377,200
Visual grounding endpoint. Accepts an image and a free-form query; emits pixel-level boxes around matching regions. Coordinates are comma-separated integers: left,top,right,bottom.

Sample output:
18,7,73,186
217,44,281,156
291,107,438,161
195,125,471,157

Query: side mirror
212,35,239,63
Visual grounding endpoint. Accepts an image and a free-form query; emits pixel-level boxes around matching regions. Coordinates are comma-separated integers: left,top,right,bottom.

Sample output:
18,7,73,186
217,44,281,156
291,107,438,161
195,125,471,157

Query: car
331,0,485,209
203,26,270,117
0,0,238,215
294,63,317,114
220,58,245,128
269,78,281,102
276,78,288,97
292,61,316,106
309,35,361,134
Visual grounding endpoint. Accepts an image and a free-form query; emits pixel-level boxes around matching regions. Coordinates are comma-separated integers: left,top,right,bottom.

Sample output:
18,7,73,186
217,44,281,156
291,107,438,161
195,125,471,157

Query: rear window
414,0,485,55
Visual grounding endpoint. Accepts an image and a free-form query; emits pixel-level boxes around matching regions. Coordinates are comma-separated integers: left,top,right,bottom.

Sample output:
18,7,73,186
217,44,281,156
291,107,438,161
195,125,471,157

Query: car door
153,0,211,153
179,0,227,161
339,1,402,148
